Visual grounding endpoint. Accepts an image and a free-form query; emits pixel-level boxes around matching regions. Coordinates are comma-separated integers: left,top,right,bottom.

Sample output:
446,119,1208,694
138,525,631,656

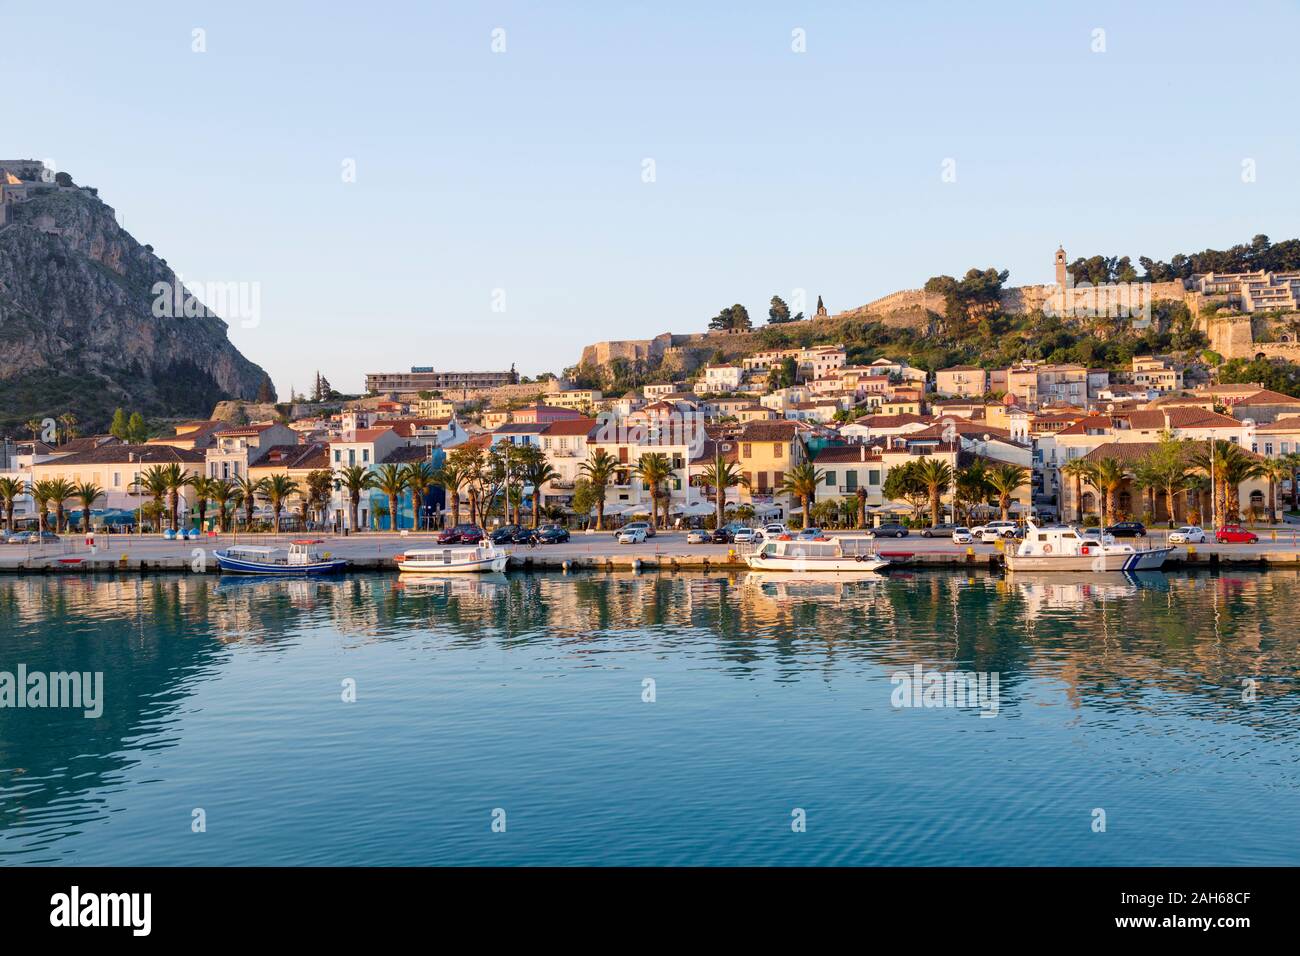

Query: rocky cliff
0,183,272,433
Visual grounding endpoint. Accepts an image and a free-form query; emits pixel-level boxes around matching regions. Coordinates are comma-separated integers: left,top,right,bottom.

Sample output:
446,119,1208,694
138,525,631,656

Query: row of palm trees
0,465,339,534
1060,436,1292,527
22,413,78,445
880,458,1030,527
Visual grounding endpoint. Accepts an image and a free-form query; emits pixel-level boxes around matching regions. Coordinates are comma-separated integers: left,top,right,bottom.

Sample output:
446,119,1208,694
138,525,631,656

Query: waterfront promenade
5,527,1300,573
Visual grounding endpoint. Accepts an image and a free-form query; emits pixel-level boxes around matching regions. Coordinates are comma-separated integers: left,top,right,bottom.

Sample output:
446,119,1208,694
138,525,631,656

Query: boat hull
214,553,349,575
396,556,509,574
744,554,890,572
1005,547,1172,573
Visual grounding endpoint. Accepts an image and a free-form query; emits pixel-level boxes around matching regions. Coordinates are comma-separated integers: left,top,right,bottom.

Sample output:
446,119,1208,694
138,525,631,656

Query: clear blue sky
6,1,1298,397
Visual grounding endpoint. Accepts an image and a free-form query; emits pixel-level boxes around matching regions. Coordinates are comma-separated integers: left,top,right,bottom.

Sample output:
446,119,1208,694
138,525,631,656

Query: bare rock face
0,184,272,432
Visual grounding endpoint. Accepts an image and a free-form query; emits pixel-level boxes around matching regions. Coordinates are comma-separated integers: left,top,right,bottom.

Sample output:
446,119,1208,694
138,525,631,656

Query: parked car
622,521,655,539
971,520,1017,539
868,523,910,539
438,524,484,544
7,531,59,544
686,529,711,544
920,523,958,538
1103,521,1147,538
1168,525,1206,545
1215,525,1259,544
952,527,974,544
618,526,648,544
732,527,762,544
764,523,790,538
533,524,570,544
490,524,523,544
710,527,734,544
796,527,826,540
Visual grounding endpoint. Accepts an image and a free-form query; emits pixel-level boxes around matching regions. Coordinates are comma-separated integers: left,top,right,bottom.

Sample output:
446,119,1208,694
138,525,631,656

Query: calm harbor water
2,569,1298,866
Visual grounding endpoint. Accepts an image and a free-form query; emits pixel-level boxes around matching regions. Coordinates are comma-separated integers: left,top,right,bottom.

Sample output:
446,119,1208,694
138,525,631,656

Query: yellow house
737,420,808,501
416,397,455,418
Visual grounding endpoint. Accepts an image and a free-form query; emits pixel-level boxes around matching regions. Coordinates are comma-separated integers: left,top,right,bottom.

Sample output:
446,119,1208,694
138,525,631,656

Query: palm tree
31,479,53,532
1087,458,1127,528
208,477,240,532
261,474,301,533
779,461,826,527
373,463,408,532
1130,459,1161,523
1189,440,1260,526
135,466,171,531
954,461,992,526
522,456,560,528
986,463,1028,522
401,460,438,531
1060,459,1092,524
25,419,43,444
190,476,213,531
1260,458,1291,524
855,486,868,529
1283,451,1300,513
434,461,468,529
1219,445,1264,523
339,465,376,532
72,480,104,533
914,457,953,528
698,455,750,530
58,412,78,445
47,478,75,532
157,463,194,532
633,453,674,529
235,475,267,530
578,448,618,530
0,476,25,531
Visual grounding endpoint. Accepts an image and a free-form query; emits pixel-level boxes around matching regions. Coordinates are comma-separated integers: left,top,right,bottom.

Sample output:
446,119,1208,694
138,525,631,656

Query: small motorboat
744,535,889,572
395,539,508,573
213,539,349,575
1004,521,1171,573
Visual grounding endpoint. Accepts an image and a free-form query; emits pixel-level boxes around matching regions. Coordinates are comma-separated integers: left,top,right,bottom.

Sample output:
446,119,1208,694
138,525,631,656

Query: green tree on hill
708,303,752,332
768,295,792,324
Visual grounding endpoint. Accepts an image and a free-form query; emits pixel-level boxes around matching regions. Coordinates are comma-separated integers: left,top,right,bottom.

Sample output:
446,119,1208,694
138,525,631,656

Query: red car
1215,525,1259,544
438,524,484,544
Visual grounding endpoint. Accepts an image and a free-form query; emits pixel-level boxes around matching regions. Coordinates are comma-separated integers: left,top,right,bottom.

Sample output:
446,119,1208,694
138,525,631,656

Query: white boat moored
395,540,508,573
1004,521,1172,573
745,536,890,573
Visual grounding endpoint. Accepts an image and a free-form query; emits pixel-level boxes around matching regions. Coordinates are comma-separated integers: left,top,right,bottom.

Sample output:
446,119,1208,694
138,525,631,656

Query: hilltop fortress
578,247,1300,379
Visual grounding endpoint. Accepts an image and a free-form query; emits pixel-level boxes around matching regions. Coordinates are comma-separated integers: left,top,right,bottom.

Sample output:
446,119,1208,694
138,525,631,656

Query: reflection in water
1,570,1299,866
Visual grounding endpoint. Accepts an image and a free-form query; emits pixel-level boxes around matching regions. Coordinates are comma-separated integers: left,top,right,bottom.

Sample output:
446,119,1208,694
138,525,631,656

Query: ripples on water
1,570,1298,866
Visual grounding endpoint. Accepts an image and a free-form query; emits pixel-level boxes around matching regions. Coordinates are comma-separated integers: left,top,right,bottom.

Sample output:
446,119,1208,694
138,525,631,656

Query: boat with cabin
745,535,890,572
213,539,349,575
395,540,508,573
1004,521,1172,572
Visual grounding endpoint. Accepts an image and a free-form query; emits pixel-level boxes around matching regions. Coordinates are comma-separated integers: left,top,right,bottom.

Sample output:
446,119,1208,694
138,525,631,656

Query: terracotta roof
38,444,204,466
542,418,599,437
739,420,804,442
814,444,882,464
253,443,328,470
341,427,396,442
215,423,277,437
381,445,433,464
1084,440,1261,464
1233,389,1300,406
844,413,929,428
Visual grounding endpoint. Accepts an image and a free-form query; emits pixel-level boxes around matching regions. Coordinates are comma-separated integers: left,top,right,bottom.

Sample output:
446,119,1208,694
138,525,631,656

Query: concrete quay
3,529,1300,575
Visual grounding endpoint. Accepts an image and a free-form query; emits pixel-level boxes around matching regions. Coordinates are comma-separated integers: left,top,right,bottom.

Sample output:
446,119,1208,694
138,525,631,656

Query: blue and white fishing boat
213,539,349,575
